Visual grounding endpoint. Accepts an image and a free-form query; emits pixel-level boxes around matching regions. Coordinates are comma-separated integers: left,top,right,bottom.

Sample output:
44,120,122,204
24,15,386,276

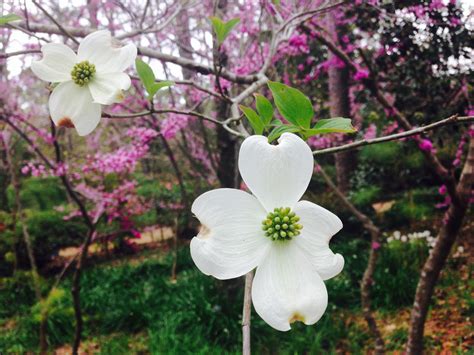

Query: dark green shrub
384,189,438,229
7,177,67,211
351,186,382,207
360,142,402,166
0,271,36,319
16,211,87,266
372,239,429,308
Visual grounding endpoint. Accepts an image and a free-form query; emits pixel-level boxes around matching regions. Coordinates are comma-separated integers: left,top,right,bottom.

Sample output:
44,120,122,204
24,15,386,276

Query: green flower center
261,207,302,241
71,61,96,86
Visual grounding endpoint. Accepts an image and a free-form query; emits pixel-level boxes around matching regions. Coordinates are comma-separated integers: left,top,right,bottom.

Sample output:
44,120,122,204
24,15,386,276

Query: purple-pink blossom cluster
161,114,190,140
83,127,158,175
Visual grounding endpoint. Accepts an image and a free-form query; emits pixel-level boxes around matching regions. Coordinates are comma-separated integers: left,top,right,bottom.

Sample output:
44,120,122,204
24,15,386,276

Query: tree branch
13,22,258,84
31,0,79,44
104,108,246,138
313,115,474,156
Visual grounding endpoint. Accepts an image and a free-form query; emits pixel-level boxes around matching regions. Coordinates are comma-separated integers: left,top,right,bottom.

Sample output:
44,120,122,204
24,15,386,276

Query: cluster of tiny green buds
71,61,96,86
261,207,303,241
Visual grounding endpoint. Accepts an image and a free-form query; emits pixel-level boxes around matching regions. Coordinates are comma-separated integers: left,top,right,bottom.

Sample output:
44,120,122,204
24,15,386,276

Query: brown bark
177,9,196,83
213,0,239,189
407,136,474,354
325,8,356,193
216,105,239,188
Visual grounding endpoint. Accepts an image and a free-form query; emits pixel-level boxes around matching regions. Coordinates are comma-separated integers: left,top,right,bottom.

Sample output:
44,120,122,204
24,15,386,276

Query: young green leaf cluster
240,82,356,142
135,58,174,101
210,17,240,45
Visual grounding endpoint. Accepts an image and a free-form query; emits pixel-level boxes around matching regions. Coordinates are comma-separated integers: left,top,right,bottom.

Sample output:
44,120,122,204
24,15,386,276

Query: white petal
89,72,131,105
238,133,314,211
49,81,102,136
31,43,77,82
294,200,344,280
77,30,137,73
190,188,271,280
252,242,328,331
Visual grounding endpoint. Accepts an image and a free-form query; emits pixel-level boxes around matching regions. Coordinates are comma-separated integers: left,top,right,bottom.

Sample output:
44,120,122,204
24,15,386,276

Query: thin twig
277,0,348,36
13,22,259,84
0,49,41,59
31,0,79,44
104,108,245,137
313,115,474,156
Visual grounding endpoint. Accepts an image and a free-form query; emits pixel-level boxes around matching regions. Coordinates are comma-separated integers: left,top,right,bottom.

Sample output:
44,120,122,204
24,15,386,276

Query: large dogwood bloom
31,30,137,136
191,132,344,331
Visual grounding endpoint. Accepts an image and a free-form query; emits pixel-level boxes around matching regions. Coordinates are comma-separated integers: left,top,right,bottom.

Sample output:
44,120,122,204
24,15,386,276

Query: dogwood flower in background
31,30,137,136
190,133,344,331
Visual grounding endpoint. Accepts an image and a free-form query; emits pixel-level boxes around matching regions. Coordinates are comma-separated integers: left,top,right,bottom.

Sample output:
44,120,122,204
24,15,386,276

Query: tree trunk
407,136,473,354
216,105,239,188
326,5,355,193
213,0,239,188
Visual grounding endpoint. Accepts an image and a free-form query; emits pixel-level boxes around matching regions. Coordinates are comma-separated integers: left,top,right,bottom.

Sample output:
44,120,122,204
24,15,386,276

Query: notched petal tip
197,224,211,240
115,90,125,102
289,312,306,325
57,117,75,128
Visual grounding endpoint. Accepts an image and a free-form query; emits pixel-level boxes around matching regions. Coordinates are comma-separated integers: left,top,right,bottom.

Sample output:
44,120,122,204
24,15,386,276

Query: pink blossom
429,0,445,11
436,195,451,209
353,69,369,81
418,139,434,152
449,17,461,26
371,241,381,250
21,166,30,175
438,185,447,195
363,124,377,140
161,114,190,140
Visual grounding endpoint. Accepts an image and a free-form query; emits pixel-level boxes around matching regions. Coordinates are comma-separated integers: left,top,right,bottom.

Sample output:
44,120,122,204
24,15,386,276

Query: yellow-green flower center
71,61,96,86
262,207,302,241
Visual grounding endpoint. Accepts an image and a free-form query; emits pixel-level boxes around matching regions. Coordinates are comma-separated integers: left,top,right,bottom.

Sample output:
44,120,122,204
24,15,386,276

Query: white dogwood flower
191,132,344,331
31,30,137,136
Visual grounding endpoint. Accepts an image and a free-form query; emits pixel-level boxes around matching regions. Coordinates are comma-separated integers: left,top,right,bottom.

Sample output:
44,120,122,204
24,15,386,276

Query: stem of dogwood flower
242,271,254,355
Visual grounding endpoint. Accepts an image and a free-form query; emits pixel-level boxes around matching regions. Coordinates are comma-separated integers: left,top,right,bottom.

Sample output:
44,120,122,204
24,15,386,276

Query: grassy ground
1,227,472,354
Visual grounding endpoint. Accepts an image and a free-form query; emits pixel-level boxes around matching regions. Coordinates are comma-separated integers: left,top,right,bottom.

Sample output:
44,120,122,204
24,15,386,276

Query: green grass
0,235,437,353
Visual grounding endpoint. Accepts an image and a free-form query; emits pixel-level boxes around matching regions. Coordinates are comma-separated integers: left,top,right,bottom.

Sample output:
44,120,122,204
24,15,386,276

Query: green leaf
254,94,273,126
136,59,173,100
0,13,22,25
306,118,356,135
147,80,174,99
210,17,240,45
267,125,301,143
239,105,264,135
136,58,155,91
267,81,314,128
